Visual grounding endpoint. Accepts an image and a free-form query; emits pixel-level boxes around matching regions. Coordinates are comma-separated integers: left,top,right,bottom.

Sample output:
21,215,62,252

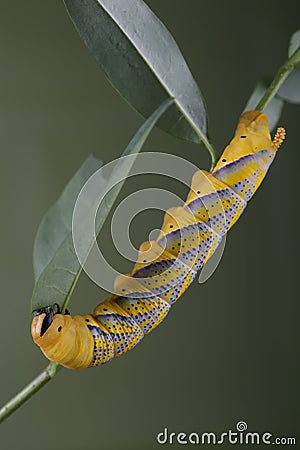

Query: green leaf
33,155,104,282
288,29,300,65
276,30,300,104
244,79,284,131
63,0,207,144
30,98,173,312
277,68,300,104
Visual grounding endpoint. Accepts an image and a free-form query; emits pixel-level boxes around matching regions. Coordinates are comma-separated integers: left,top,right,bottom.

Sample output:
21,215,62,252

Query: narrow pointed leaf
30,98,173,312
64,0,207,144
277,69,300,104
244,79,284,131
33,155,104,282
288,29,300,65
276,30,300,104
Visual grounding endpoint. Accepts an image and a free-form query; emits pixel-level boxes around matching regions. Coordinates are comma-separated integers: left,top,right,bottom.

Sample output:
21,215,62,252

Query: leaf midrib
97,0,206,141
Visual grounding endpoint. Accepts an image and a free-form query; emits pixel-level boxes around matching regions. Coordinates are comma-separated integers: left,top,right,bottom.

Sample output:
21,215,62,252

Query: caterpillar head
32,307,67,345
31,307,93,369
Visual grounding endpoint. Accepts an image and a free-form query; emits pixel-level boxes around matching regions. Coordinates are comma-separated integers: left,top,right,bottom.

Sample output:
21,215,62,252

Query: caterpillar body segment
31,111,285,369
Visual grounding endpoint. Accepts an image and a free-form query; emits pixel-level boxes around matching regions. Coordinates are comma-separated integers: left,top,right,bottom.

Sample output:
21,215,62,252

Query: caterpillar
31,111,285,369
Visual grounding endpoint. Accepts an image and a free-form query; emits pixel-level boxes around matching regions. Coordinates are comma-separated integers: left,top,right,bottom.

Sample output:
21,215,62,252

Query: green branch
256,46,300,112
0,362,60,423
198,131,218,172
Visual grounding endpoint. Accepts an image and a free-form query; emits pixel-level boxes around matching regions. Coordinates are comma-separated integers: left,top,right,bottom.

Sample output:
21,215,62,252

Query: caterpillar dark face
31,111,285,369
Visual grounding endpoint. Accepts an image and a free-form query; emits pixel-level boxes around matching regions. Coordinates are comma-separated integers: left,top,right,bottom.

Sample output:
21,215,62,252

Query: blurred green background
0,1,299,449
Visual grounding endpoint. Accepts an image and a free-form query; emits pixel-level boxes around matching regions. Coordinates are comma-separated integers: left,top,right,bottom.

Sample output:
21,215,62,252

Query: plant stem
0,362,60,424
193,126,218,172
189,123,218,171
174,98,218,171
201,133,218,172
256,46,300,112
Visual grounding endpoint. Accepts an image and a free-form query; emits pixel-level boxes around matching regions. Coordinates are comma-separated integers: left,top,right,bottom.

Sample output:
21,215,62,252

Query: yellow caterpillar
31,111,285,369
